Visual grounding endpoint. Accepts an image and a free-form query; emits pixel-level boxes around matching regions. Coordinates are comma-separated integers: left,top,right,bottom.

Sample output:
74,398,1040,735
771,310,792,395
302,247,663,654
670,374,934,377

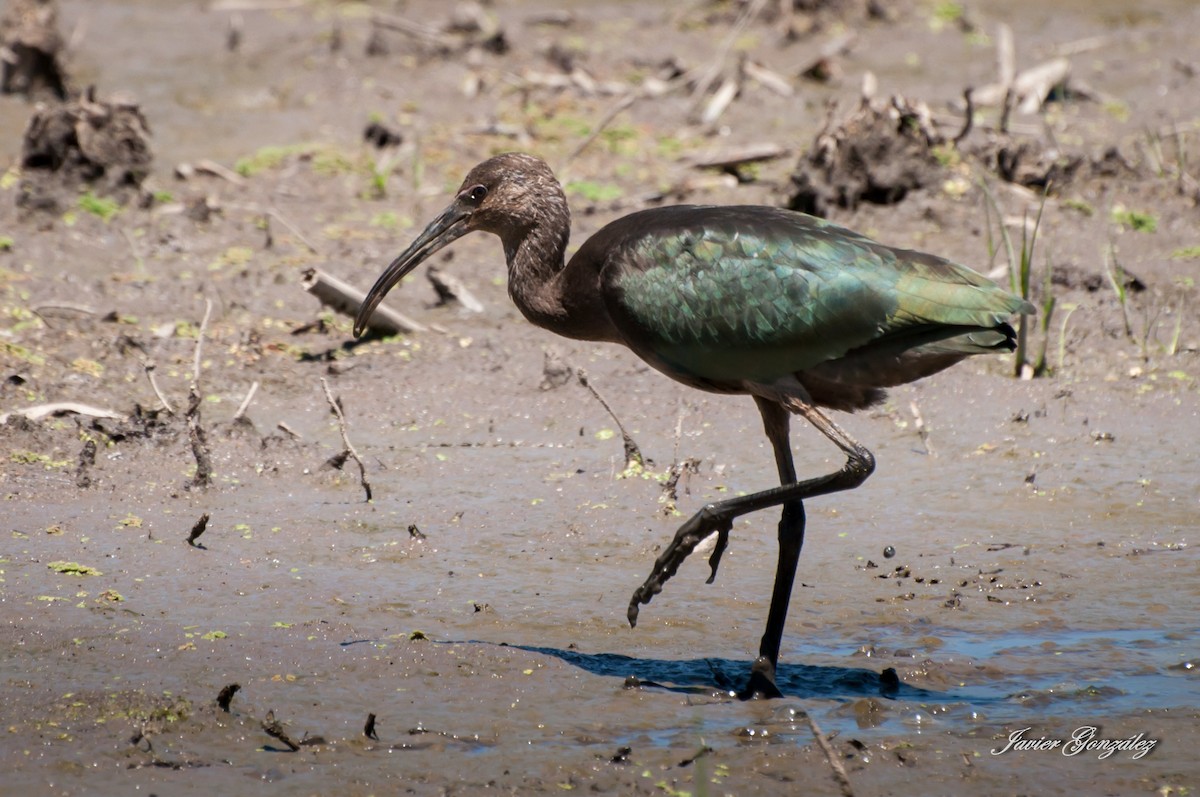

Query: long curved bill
353,202,472,337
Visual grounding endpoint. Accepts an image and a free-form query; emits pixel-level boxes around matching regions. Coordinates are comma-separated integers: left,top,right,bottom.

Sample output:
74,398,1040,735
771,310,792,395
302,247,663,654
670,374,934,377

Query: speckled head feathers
455,153,569,239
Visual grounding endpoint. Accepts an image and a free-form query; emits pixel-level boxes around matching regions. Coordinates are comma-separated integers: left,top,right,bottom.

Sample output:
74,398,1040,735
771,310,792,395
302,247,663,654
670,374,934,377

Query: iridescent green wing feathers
593,206,1032,384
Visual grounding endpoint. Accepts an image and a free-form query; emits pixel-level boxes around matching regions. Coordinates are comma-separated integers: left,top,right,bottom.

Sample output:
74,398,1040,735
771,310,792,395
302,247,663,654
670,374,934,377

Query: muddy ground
1,1,1198,795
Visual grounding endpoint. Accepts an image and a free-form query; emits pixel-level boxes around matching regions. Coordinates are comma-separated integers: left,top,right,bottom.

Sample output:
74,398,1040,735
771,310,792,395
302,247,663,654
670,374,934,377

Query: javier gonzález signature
991,726,1157,760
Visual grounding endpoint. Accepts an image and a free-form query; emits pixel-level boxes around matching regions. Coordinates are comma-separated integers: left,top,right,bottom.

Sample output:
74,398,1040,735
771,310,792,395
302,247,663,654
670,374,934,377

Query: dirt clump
16,85,153,212
0,0,68,100
786,94,947,216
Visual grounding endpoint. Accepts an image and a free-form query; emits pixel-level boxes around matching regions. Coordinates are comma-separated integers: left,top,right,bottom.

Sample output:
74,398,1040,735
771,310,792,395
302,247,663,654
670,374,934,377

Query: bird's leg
627,394,874,633
743,397,804,700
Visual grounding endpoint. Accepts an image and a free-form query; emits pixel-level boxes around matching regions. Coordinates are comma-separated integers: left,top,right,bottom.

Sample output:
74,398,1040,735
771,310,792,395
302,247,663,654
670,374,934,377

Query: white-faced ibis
355,152,1034,698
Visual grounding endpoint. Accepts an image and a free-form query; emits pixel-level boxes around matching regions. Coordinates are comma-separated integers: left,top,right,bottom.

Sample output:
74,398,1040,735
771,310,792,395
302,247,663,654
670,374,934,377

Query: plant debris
215,683,240,712
47,560,102,576
186,513,211,547
788,93,946,216
0,0,68,100
260,710,300,752
17,85,152,211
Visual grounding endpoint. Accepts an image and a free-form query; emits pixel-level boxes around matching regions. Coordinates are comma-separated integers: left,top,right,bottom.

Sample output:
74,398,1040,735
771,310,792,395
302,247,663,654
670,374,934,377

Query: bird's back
573,205,1033,408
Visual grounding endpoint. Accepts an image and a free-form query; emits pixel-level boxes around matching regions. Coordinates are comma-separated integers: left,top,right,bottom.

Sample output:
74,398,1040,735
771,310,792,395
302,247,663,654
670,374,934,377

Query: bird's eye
466,184,488,203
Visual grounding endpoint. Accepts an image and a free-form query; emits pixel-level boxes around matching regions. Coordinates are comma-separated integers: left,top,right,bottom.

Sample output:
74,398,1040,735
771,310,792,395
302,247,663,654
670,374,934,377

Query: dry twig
223,203,319,253
192,298,212,386
909,400,934,456
277,421,302,439
320,377,372,501
194,158,246,185
427,265,484,313
0,402,124,425
803,711,855,797
566,92,637,163
303,267,426,335
233,381,259,420
688,0,767,117
261,710,300,752
576,369,644,472
187,299,214,489
371,11,454,50
684,143,789,170
143,361,175,414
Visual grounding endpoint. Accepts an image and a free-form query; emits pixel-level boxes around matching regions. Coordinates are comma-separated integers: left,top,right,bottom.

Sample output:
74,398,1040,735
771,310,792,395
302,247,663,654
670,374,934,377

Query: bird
354,152,1034,699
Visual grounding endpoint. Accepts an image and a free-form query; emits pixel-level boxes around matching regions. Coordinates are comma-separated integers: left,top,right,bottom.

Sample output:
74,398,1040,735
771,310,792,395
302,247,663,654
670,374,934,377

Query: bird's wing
596,206,1030,385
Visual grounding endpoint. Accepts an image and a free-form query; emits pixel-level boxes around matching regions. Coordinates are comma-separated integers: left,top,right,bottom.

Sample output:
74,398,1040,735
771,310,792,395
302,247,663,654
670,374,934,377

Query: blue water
502,623,1198,740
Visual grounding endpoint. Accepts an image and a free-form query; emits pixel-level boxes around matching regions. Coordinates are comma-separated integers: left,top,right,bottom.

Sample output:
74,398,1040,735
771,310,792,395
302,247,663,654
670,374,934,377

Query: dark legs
627,392,875,698
743,497,805,698
743,397,806,699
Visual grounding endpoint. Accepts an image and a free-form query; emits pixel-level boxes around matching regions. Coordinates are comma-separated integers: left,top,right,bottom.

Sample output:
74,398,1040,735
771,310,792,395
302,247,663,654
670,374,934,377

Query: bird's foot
704,522,731,585
738,656,784,700
627,505,733,628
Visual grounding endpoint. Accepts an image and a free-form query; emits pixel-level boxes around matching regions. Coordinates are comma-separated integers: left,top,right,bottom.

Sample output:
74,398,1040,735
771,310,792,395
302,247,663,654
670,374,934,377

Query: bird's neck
504,222,617,342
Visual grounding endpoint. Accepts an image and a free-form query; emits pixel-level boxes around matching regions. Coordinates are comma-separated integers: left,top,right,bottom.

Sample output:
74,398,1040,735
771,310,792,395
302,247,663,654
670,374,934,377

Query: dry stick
803,711,855,797
909,400,934,457
261,710,300,752
192,298,212,385
685,142,789,170
565,63,696,166
31,302,97,318
320,377,372,501
576,369,644,470
144,362,175,414
566,92,637,164
953,87,975,146
700,74,741,127
194,158,247,186
210,0,304,10
659,404,699,515
302,267,427,335
659,407,687,512
688,0,767,116
371,11,454,49
188,299,214,489
427,265,484,313
743,58,793,97
224,203,320,254
266,208,320,254
997,22,1015,92
999,86,1015,135
0,402,124,425
187,389,213,488
277,421,303,440
233,381,259,420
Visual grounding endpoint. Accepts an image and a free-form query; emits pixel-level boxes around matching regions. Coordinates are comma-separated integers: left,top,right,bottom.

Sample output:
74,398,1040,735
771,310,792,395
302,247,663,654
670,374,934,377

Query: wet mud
1,1,1198,794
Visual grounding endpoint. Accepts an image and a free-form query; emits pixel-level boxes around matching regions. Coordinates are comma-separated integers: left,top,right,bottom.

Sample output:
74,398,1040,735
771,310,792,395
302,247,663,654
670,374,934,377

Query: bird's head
354,153,567,337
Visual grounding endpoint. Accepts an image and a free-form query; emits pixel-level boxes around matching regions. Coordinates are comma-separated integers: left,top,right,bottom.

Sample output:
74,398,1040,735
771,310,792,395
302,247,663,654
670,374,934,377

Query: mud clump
0,0,68,100
17,86,153,212
786,95,946,217
787,89,1116,214
963,132,1087,192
